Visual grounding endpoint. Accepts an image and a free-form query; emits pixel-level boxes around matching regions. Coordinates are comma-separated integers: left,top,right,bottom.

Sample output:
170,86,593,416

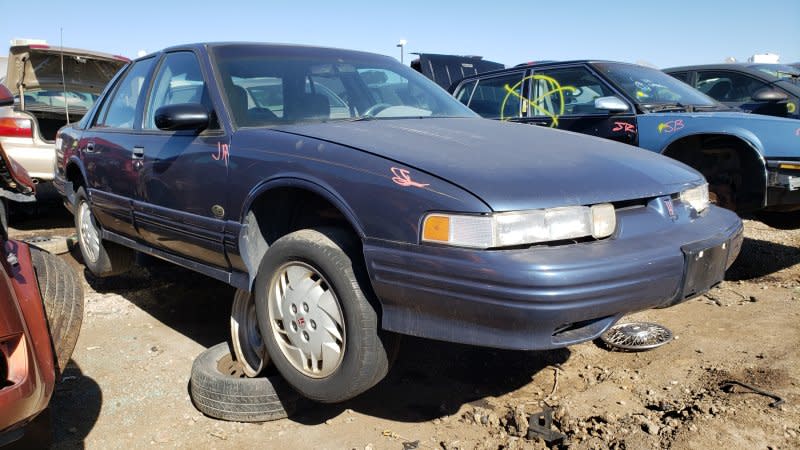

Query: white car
0,42,127,184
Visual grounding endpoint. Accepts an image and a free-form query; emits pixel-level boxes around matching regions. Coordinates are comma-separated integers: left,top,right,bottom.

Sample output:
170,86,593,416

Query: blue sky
1,0,798,68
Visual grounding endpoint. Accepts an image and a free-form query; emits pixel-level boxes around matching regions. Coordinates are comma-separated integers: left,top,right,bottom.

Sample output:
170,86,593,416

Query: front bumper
766,160,800,211
365,200,743,351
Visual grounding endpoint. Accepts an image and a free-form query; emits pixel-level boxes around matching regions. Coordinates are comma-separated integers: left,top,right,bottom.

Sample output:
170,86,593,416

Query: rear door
80,56,156,238
522,64,638,145
133,50,229,268
456,70,526,120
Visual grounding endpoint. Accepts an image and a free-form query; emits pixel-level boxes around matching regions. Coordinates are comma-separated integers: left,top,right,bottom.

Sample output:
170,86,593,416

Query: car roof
454,60,644,82
664,63,773,73
133,42,390,63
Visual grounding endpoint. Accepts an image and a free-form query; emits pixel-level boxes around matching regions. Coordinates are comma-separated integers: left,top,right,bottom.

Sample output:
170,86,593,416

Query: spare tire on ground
30,246,84,376
190,342,300,422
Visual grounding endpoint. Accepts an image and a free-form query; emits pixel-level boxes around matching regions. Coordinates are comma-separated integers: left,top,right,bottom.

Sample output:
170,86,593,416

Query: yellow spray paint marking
500,74,577,127
788,102,797,114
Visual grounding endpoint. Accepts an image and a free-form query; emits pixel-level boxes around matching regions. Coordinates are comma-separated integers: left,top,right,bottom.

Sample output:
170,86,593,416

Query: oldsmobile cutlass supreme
54,43,743,403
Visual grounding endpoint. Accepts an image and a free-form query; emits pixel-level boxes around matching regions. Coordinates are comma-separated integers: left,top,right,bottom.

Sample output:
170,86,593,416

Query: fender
62,155,90,207
237,175,366,291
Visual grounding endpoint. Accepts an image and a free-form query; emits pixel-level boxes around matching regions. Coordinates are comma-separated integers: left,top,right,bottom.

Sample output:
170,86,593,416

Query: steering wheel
362,103,393,117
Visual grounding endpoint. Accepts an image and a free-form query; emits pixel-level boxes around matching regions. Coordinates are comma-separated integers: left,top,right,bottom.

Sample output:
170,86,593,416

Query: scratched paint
657,119,685,134
612,121,637,134
500,75,578,127
212,142,230,167
391,167,429,188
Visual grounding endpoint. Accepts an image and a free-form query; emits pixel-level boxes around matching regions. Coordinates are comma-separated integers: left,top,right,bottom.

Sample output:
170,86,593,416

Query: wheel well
65,162,84,191
662,134,766,213
249,187,357,247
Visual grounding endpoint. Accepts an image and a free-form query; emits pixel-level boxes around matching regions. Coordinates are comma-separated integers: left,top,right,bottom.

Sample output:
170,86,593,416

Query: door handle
85,142,95,152
132,146,144,160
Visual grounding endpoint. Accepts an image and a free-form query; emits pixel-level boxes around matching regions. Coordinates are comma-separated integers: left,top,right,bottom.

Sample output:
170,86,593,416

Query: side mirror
751,88,789,102
154,103,210,131
594,96,629,113
0,85,14,107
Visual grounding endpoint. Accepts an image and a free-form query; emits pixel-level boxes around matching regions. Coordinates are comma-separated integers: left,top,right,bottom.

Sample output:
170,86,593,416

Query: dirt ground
7,202,799,450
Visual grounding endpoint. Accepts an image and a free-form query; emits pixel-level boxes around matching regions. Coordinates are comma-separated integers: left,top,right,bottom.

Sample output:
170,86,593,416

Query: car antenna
60,27,70,124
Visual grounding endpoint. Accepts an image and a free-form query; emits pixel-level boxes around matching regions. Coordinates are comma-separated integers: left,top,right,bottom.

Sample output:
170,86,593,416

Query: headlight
422,203,616,249
680,183,709,213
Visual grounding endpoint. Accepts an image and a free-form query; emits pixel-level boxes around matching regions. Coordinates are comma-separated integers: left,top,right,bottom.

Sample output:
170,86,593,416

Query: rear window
18,89,98,110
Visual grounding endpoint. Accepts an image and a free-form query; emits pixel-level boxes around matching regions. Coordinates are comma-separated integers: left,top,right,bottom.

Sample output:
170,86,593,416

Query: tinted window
144,52,213,129
467,72,524,119
213,45,475,126
669,72,691,83
531,66,615,116
454,80,477,105
696,71,770,102
96,57,155,128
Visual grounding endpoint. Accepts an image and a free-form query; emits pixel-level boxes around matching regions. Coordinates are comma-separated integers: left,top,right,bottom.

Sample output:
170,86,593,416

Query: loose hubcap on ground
268,262,345,378
600,321,674,351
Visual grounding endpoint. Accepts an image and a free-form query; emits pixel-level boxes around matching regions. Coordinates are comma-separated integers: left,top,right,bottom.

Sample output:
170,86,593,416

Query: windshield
594,62,718,109
751,64,800,79
212,45,476,126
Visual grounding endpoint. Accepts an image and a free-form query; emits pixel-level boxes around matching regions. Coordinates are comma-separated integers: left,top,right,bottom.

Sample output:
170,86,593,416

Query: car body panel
0,241,55,440
55,43,743,351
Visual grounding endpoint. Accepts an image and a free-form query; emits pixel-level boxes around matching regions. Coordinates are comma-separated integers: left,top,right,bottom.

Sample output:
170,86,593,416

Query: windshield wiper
643,102,690,113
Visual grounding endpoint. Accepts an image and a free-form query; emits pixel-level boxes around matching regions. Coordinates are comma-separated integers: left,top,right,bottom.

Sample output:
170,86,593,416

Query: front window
595,62,718,109
696,70,769,103
530,66,617,117
212,45,476,127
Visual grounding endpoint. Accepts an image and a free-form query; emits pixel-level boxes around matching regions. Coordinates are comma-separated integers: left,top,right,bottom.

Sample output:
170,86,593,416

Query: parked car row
51,42,744,407
443,59,800,227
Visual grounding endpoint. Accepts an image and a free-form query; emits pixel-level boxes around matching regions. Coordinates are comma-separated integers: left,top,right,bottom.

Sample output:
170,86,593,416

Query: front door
81,56,156,238
522,65,639,146
134,51,229,268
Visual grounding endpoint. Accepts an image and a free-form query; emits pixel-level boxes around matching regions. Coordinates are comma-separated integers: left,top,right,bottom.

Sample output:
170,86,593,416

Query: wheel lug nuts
310,320,317,330
303,303,309,312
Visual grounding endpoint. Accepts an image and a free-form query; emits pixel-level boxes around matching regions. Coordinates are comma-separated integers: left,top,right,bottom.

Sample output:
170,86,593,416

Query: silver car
0,41,127,184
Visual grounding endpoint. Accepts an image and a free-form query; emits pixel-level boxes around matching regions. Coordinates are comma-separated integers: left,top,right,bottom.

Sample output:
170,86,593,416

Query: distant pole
397,39,407,64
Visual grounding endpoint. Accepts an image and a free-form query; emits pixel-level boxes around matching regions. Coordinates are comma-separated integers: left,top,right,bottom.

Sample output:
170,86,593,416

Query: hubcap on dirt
267,262,345,378
601,321,673,351
230,289,268,377
78,201,101,263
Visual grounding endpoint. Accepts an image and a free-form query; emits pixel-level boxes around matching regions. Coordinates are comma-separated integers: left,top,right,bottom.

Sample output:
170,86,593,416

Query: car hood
5,45,127,95
274,118,703,211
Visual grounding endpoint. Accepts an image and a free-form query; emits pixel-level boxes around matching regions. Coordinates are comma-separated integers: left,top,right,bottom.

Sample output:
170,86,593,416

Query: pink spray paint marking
391,167,429,188
212,142,230,167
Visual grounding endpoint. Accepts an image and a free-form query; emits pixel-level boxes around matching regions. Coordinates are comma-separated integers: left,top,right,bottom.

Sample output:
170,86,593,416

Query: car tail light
0,118,33,139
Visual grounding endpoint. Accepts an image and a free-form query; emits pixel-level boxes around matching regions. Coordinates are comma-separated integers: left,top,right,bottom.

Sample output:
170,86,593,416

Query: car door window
453,79,477,106
669,72,691,84
696,71,770,102
467,72,524,119
144,52,214,129
95,57,155,129
530,66,615,117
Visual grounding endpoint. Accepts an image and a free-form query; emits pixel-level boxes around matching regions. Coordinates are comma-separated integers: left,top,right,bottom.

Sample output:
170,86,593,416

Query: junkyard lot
9,203,799,449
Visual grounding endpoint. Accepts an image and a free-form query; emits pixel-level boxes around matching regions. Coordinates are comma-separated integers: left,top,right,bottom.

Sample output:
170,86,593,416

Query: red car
0,83,83,446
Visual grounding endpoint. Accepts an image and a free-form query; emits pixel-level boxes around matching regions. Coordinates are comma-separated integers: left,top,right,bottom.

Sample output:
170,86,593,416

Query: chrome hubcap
267,262,345,378
78,200,100,263
230,289,268,377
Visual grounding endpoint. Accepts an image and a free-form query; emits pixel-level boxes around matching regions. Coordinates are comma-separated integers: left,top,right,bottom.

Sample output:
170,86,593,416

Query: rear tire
30,247,84,376
190,343,298,422
255,227,398,403
74,187,133,277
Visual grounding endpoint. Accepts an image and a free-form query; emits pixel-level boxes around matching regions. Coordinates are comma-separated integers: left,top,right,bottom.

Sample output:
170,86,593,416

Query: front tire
254,227,397,403
74,187,133,277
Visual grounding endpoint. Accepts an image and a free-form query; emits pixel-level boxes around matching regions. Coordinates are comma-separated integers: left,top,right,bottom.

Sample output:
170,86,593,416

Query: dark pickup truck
55,42,742,403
